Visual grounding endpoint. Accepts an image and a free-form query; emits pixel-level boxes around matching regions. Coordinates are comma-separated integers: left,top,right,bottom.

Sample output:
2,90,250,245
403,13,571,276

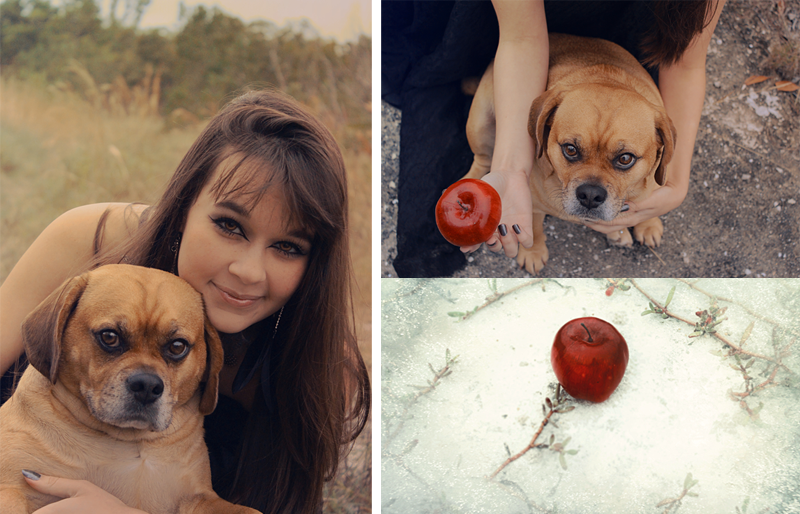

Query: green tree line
0,0,370,123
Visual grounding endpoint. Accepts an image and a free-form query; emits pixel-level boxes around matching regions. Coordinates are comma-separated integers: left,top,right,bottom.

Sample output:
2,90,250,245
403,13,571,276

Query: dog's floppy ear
528,88,563,159
21,275,88,383
654,110,677,186
199,317,224,415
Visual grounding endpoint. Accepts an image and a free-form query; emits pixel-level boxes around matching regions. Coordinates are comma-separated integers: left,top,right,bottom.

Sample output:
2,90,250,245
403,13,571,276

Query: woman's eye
212,217,244,237
166,340,190,359
616,153,636,169
274,241,306,256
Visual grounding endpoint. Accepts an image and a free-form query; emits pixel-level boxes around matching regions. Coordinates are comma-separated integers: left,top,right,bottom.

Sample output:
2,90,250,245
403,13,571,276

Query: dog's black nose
127,373,164,405
576,184,607,210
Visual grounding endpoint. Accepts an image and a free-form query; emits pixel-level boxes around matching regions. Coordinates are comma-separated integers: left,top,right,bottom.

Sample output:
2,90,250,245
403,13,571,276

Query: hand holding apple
551,317,629,403
435,179,502,247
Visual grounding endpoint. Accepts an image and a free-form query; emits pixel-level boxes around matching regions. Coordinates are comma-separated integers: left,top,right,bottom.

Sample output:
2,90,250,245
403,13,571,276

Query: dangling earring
272,306,284,339
170,233,182,275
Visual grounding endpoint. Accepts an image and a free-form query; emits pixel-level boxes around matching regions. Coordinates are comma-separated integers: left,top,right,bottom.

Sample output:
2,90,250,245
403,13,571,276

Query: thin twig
489,409,555,480
676,278,800,340
647,245,667,266
387,353,458,442
460,279,544,320
488,385,575,480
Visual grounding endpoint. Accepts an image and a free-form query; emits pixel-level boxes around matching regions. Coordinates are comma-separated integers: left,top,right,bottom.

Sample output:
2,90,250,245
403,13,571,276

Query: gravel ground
381,1,800,278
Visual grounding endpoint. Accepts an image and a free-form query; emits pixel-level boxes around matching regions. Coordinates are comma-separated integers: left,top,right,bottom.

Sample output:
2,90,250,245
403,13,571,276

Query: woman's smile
212,282,264,308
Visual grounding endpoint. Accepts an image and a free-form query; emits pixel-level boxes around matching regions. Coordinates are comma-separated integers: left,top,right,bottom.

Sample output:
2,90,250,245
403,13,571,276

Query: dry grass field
0,75,371,512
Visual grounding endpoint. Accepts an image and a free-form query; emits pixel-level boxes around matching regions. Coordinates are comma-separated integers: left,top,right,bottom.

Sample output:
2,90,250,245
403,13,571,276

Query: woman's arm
0,203,143,374
24,472,148,514
585,0,726,236
463,0,548,257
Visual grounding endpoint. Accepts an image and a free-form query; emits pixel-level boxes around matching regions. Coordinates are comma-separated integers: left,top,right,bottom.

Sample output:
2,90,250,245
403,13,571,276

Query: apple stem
581,323,594,342
456,199,469,212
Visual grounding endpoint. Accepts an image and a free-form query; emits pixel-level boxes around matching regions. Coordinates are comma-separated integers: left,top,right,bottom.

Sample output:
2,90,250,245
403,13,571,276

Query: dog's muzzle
565,181,617,221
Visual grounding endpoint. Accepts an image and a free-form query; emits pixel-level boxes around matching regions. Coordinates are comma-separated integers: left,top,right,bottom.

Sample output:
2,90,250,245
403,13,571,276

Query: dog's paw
633,218,664,247
516,243,549,274
606,228,634,247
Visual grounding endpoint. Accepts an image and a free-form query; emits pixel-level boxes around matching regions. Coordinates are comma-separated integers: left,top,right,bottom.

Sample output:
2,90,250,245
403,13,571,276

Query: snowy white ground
381,278,800,514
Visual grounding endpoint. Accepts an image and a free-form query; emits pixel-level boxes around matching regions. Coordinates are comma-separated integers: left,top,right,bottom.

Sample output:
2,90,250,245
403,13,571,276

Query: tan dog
0,264,259,514
464,33,677,273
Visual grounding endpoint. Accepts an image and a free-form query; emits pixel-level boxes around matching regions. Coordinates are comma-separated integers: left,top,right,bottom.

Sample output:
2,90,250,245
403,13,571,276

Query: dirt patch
381,1,800,278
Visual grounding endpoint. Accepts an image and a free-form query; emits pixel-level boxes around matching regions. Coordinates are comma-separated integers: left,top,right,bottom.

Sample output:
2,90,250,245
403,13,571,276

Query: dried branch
676,279,800,340
631,280,793,373
488,384,576,479
387,349,459,442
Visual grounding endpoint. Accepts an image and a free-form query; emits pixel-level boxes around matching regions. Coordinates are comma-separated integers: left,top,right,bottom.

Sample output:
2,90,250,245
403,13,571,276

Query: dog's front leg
516,212,548,274
632,217,664,247
605,227,634,247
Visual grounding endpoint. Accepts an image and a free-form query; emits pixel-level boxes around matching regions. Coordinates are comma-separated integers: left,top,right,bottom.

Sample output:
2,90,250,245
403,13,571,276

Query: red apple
551,317,629,403
435,178,502,247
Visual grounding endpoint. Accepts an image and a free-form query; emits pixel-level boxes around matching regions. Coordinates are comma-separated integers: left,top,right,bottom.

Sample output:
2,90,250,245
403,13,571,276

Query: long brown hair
639,0,719,67
95,88,370,513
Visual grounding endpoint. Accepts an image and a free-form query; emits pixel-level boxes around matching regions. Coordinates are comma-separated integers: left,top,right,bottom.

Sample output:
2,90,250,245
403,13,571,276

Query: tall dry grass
0,75,371,512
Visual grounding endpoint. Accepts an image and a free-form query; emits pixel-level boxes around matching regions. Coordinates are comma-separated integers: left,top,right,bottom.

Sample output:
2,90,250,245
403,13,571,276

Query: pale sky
106,0,371,42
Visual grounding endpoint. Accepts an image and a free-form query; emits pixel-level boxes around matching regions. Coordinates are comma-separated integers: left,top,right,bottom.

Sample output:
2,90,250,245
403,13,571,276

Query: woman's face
178,160,312,334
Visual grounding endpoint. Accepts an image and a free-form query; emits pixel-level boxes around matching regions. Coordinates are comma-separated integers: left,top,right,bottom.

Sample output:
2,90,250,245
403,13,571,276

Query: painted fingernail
498,224,508,237
487,240,498,247
22,470,41,481
512,224,521,234
620,204,630,212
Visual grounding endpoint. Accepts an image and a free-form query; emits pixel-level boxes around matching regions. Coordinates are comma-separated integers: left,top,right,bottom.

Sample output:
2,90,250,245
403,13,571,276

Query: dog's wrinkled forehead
552,87,659,154
78,266,205,334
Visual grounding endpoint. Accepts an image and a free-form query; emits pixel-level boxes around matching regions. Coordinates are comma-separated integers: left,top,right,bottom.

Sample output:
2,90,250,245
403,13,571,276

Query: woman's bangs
208,153,324,238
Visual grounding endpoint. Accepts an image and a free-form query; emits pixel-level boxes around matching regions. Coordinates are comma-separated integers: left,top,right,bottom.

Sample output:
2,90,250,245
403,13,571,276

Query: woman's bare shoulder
4,203,151,291
49,202,149,247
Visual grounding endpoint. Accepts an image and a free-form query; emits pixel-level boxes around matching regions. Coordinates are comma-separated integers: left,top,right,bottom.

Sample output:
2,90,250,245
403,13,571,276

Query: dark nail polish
22,470,41,481
487,240,497,247
498,224,508,237
621,204,630,212
512,224,521,234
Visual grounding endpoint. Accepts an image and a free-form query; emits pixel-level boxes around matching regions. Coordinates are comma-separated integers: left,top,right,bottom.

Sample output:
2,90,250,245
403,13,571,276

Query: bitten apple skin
435,179,502,247
551,317,629,403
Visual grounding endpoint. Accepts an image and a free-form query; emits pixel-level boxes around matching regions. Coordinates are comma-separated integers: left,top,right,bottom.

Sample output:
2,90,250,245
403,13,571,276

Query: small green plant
641,285,675,318
689,298,728,339
547,434,579,470
656,473,699,513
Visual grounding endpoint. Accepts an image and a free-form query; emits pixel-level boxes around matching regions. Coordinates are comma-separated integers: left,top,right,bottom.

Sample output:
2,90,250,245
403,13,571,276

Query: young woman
382,0,726,276
0,89,371,513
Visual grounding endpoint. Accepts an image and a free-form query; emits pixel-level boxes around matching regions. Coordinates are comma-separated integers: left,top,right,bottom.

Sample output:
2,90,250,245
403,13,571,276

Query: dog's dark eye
616,153,636,169
97,330,121,349
561,144,580,161
166,340,190,360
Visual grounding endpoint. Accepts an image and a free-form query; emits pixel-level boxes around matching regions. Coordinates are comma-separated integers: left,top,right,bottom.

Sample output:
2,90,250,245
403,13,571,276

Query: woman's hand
23,471,147,514
460,171,534,257
583,182,686,235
